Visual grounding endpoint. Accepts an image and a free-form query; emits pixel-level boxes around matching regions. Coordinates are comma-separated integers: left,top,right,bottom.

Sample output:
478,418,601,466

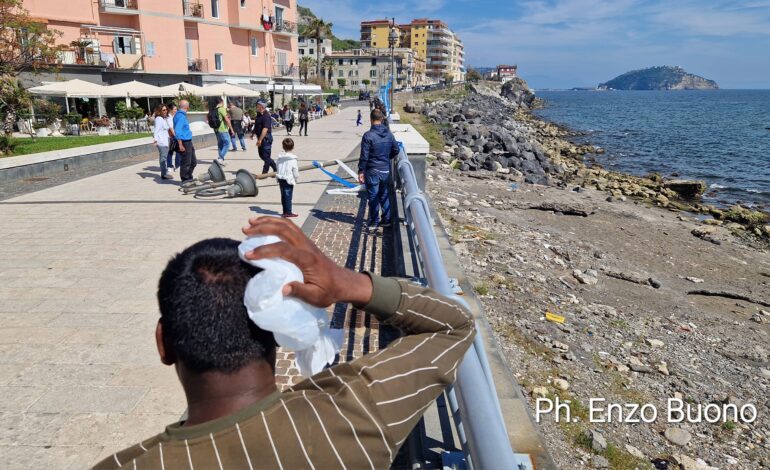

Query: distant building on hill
298,36,332,78
496,65,518,83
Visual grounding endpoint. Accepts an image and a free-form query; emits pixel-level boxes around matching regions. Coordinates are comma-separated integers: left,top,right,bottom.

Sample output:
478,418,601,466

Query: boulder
403,100,417,113
662,179,706,199
664,427,692,446
454,146,473,161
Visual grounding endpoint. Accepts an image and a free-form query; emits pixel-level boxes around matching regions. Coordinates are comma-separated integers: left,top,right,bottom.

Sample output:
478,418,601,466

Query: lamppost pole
388,17,397,120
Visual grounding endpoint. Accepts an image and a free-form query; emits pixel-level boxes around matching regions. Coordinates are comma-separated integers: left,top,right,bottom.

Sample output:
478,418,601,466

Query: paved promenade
0,104,371,468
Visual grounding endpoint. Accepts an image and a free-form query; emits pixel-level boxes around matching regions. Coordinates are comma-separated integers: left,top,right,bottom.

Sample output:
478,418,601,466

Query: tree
299,55,316,82
337,78,346,90
362,79,371,86
321,56,336,86
303,18,333,78
0,76,31,135
0,0,62,75
444,73,455,85
466,68,482,82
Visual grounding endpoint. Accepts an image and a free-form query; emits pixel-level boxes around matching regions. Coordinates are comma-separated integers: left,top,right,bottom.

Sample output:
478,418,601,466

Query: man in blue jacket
358,109,400,229
173,100,196,183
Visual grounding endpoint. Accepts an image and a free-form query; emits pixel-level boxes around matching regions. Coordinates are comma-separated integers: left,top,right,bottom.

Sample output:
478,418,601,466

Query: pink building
21,0,299,86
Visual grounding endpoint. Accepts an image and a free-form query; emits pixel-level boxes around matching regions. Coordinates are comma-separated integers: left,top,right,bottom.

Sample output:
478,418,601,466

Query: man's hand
257,139,263,147
242,217,373,308
178,143,185,152
358,172,365,184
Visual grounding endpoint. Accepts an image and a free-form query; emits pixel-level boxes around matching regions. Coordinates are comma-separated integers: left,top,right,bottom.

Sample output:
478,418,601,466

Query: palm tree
0,76,32,136
299,56,316,82
303,18,333,78
321,56,336,86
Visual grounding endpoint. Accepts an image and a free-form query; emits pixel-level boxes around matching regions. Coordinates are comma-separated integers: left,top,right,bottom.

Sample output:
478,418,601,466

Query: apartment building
20,0,299,87
297,36,332,78
328,48,425,92
362,18,465,84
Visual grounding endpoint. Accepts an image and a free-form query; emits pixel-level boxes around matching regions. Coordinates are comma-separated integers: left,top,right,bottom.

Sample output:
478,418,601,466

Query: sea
533,90,770,210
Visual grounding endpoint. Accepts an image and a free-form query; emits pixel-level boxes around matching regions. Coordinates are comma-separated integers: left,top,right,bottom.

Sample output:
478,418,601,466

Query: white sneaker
217,158,227,166
162,173,173,180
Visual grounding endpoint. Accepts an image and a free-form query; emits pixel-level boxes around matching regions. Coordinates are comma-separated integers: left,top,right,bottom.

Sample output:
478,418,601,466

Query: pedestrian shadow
248,205,281,216
137,170,180,185
308,209,358,225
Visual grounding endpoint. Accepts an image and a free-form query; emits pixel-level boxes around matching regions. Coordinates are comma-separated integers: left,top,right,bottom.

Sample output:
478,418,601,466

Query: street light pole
388,17,397,120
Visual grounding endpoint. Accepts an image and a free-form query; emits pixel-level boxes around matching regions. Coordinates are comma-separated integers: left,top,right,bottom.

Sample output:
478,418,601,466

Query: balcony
99,0,139,15
272,19,297,35
57,48,105,67
187,58,208,73
183,1,204,19
274,64,298,78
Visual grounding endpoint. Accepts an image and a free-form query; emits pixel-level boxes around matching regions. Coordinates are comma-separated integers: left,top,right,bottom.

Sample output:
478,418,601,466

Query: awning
157,82,206,97
28,79,108,98
200,83,262,97
101,80,165,97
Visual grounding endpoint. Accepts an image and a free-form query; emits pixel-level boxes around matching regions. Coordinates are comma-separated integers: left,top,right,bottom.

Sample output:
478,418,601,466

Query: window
370,69,377,78
113,35,135,54
309,48,314,55
240,0,245,7
185,40,194,59
338,70,343,77
299,48,304,55
214,53,223,71
146,41,156,57
338,59,343,65
371,58,377,65
250,37,258,56
275,6,284,23
211,0,219,18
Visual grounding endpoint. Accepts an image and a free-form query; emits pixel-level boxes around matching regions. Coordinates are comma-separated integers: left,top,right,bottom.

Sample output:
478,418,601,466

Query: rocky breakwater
416,82,562,186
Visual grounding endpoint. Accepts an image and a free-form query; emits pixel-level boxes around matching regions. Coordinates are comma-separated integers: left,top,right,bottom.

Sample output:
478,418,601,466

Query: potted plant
64,112,82,135
70,39,92,64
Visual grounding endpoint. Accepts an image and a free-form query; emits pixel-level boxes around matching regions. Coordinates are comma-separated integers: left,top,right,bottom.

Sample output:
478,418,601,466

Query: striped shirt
93,274,475,470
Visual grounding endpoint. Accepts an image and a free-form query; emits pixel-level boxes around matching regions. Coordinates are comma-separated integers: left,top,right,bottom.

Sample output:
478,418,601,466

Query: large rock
454,146,473,161
403,100,417,113
662,179,706,199
664,427,692,446
501,78,537,108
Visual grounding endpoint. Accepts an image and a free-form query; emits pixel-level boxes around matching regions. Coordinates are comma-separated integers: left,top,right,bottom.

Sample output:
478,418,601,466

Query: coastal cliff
598,66,719,90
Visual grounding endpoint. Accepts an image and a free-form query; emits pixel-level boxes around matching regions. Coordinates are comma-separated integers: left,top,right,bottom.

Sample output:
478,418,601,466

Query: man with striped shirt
94,216,475,470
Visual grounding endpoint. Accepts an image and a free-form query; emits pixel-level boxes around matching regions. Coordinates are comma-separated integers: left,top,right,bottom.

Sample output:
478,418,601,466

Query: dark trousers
284,120,293,133
167,138,181,169
299,119,308,135
278,179,294,214
365,170,391,225
179,139,196,182
259,144,276,174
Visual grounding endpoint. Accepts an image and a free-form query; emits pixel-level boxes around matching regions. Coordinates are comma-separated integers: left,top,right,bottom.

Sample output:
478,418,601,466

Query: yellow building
364,18,464,84
360,20,400,49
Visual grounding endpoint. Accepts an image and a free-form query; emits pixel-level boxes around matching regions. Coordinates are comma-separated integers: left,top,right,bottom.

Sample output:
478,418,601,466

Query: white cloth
276,151,300,186
238,235,342,377
154,115,170,147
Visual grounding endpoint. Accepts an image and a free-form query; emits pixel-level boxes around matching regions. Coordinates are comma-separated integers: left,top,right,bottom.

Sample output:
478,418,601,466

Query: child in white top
276,137,300,218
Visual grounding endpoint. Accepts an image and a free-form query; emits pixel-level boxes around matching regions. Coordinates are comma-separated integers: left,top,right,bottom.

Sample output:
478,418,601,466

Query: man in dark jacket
358,109,400,229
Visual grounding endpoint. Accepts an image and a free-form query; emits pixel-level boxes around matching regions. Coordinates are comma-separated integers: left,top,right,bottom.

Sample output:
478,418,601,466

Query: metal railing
187,58,208,72
395,146,528,469
182,0,203,18
273,19,297,34
99,0,138,9
274,64,298,78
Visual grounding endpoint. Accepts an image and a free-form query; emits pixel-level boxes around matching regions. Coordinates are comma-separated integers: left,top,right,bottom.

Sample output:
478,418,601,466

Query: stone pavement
0,103,372,469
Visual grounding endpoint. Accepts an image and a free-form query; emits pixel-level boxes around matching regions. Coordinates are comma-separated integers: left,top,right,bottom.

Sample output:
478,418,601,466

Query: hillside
297,4,360,51
598,66,719,90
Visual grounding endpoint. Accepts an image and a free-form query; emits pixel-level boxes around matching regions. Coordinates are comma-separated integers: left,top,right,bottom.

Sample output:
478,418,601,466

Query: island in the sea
598,66,719,90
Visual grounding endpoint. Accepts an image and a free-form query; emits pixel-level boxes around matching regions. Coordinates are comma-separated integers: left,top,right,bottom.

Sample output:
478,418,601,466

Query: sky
299,0,770,89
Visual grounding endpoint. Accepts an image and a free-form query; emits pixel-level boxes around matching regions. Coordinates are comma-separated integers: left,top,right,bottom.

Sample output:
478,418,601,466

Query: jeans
278,179,294,214
230,121,246,150
258,144,276,174
365,170,391,225
167,138,181,170
216,132,231,160
179,140,197,182
157,145,169,177
284,120,293,134
299,119,308,135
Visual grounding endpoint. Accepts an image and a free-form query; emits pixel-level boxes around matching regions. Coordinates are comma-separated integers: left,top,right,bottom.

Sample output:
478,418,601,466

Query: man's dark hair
158,238,276,373
371,109,384,122
216,96,224,105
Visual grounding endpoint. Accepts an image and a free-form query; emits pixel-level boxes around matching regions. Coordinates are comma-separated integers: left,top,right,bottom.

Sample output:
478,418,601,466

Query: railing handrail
395,145,526,469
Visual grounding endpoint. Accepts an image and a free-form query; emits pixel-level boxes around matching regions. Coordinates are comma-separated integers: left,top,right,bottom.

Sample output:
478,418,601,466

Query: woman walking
166,103,180,176
153,104,173,180
298,102,309,136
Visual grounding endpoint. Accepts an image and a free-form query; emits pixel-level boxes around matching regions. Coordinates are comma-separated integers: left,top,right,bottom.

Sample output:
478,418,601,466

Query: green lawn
5,133,152,157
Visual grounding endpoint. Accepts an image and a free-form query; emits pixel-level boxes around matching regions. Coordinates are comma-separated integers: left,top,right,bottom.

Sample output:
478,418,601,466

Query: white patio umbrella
28,79,109,113
157,82,206,98
200,83,262,98
102,80,165,110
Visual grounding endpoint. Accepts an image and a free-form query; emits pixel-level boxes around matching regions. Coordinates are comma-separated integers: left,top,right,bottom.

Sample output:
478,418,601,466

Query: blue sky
299,0,770,89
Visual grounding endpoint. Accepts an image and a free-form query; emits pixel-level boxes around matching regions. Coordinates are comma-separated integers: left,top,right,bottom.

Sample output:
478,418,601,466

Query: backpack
207,107,221,129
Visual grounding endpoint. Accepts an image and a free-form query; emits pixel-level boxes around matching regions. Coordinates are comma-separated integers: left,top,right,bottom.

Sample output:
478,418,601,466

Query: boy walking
356,109,363,126
276,137,300,218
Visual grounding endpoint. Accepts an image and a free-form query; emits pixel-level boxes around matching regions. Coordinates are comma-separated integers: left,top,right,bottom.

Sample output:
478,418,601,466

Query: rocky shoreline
407,80,770,245
405,82,770,469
